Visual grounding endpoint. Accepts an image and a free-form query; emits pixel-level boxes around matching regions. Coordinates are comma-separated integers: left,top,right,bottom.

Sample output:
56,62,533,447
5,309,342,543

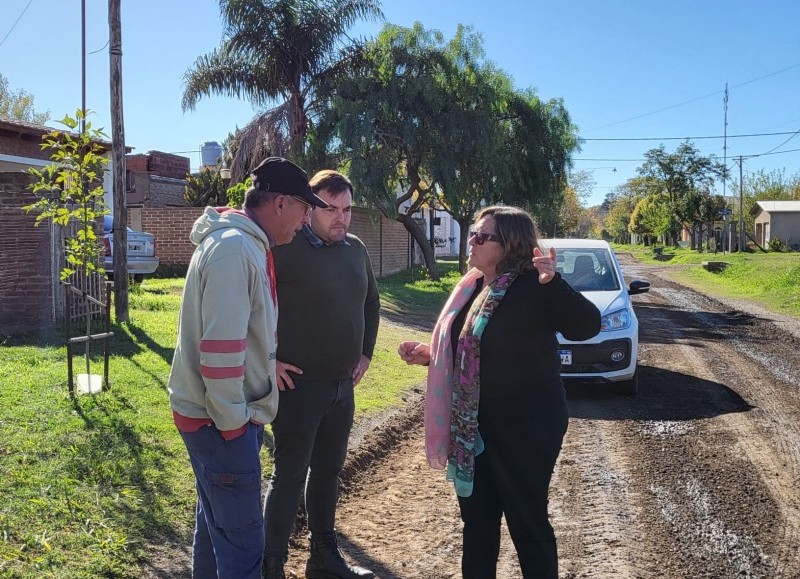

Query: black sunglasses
469,229,502,246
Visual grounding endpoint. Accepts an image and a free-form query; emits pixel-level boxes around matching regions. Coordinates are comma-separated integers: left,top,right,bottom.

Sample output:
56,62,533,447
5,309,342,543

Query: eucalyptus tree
182,0,383,181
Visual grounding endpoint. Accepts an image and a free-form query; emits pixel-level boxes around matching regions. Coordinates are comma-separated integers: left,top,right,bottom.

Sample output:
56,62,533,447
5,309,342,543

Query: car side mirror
629,280,650,295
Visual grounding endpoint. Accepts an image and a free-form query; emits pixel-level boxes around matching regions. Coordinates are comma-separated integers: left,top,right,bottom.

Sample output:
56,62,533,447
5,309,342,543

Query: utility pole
738,156,745,251
109,0,129,322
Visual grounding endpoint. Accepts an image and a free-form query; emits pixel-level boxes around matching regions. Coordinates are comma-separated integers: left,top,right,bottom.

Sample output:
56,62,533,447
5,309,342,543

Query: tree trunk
396,212,439,281
457,218,471,274
109,0,128,323
288,89,307,160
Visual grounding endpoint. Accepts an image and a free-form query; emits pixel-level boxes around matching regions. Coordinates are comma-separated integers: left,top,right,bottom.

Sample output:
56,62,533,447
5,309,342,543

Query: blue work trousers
263,378,355,558
180,421,265,579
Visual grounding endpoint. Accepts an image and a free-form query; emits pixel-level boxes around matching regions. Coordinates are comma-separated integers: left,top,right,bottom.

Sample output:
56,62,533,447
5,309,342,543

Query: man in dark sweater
262,170,379,579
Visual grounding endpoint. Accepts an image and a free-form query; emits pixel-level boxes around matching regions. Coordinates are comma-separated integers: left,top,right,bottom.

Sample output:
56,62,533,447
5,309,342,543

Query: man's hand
352,355,371,386
533,246,557,284
276,360,303,391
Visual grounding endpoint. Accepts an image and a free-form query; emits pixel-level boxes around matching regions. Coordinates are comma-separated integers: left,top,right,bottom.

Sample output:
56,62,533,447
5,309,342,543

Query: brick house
0,118,120,336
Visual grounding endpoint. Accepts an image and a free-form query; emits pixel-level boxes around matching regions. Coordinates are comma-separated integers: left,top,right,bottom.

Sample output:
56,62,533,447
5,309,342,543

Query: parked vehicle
102,215,159,283
541,239,650,395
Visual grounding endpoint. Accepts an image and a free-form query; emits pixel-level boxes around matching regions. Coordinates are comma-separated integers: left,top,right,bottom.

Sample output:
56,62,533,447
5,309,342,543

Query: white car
540,239,650,395
102,215,159,283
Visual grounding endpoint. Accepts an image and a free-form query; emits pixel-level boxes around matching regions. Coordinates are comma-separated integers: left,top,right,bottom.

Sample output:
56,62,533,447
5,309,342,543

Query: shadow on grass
68,391,186,546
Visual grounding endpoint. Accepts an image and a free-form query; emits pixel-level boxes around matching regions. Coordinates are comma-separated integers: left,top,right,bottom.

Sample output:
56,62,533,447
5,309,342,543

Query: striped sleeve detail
200,364,245,379
200,339,247,353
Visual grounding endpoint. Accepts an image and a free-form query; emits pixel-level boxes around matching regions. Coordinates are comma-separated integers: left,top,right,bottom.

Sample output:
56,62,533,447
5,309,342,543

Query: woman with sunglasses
399,205,600,579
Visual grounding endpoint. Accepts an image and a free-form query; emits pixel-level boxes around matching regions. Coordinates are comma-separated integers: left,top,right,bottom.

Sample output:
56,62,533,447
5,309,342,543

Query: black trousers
457,396,568,579
263,377,355,559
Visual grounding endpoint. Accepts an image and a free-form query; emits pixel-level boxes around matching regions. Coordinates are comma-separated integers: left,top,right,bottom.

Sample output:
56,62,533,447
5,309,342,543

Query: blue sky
2,0,799,207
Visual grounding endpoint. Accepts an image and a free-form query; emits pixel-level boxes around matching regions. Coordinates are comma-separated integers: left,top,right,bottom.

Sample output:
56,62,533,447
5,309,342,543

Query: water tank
200,141,223,168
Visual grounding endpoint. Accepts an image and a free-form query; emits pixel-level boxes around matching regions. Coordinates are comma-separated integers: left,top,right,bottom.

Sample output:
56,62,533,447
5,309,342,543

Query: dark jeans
180,422,265,579
263,377,355,558
458,398,568,579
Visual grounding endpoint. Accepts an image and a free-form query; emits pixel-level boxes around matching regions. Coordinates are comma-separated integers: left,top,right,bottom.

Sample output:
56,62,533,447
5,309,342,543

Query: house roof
0,117,126,151
750,200,800,216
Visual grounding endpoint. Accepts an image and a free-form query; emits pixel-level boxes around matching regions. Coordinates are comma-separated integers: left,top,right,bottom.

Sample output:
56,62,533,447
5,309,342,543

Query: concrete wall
770,213,800,246
754,211,800,246
0,172,54,334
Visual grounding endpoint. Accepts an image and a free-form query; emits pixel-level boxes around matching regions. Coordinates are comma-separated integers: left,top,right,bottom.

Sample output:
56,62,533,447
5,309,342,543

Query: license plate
128,243,143,252
559,349,573,365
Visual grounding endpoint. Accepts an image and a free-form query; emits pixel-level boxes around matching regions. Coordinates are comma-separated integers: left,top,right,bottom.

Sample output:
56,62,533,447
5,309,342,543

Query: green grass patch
378,259,462,317
614,244,800,317
0,267,452,577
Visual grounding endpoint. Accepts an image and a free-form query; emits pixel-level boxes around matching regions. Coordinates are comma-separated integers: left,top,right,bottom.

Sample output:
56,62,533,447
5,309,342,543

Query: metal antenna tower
723,83,728,199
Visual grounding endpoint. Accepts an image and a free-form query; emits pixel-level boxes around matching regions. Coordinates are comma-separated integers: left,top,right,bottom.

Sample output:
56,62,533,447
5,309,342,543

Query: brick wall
126,150,189,180
350,208,411,277
379,214,412,276
126,155,149,173
0,172,54,334
141,206,411,277
0,133,47,160
141,206,205,267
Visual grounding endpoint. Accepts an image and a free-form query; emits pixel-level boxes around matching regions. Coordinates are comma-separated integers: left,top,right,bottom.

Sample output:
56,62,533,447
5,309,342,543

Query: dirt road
146,256,800,578
290,256,800,579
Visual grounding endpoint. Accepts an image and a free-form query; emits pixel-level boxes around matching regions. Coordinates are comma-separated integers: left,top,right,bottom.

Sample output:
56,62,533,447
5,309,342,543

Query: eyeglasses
288,195,313,217
469,229,502,246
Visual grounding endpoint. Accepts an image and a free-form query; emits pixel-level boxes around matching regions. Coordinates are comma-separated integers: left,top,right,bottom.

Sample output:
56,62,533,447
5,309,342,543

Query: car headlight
601,308,631,331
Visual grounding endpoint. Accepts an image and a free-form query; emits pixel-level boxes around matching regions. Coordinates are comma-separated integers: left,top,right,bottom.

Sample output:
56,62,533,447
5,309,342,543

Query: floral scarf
425,268,518,497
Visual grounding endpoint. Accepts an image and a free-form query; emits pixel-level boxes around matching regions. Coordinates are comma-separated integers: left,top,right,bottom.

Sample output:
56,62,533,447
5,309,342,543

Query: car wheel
132,274,144,284
617,367,639,396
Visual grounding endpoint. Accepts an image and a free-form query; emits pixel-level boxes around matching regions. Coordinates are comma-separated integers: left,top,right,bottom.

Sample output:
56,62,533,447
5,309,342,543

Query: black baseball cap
250,157,329,208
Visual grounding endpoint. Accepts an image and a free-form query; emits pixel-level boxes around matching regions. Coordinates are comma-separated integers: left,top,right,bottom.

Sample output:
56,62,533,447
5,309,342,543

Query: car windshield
556,248,621,292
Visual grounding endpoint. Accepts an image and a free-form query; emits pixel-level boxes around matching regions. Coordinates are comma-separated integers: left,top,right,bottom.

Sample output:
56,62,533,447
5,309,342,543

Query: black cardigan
451,272,601,414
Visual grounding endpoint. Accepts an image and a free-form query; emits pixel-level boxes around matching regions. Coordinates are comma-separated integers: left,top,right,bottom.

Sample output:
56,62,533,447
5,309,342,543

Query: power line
584,61,800,132
754,129,800,157
575,158,645,162
581,130,800,142
575,145,800,163
89,39,110,55
0,0,33,47
741,145,800,160
585,88,723,132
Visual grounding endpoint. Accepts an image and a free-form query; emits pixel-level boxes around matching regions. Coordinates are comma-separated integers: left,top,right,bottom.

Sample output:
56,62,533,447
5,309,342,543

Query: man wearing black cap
168,157,328,579
262,170,379,579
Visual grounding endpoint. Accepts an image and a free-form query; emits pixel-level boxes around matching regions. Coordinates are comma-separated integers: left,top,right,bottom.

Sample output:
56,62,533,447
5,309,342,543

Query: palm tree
182,0,383,182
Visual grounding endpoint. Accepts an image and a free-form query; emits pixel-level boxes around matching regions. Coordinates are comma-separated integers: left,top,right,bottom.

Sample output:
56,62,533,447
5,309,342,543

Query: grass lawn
0,263,458,578
615,244,800,317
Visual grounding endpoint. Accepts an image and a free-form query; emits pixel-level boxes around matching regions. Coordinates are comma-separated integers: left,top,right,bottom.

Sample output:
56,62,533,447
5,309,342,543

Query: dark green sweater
272,229,380,380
